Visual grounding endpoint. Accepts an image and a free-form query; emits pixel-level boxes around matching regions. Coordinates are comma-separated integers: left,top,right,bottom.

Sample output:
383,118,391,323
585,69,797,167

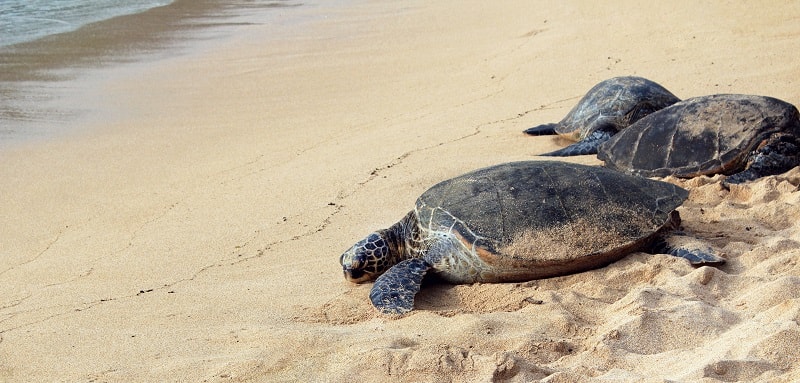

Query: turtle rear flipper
725,134,800,184
369,258,430,314
524,123,558,136
539,129,613,156
653,233,726,266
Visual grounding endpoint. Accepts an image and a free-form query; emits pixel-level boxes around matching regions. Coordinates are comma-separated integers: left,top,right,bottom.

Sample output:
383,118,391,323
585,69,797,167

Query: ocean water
0,0,316,149
0,0,173,48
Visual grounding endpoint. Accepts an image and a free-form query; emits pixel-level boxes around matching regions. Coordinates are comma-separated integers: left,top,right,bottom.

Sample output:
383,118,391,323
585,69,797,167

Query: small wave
0,0,172,48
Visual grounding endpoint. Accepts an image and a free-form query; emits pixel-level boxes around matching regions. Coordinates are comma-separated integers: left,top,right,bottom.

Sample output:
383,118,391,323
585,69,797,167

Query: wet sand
1,1,800,381
0,0,303,146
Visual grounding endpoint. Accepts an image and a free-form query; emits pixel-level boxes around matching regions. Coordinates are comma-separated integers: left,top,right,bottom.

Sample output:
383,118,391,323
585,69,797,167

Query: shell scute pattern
599,94,800,181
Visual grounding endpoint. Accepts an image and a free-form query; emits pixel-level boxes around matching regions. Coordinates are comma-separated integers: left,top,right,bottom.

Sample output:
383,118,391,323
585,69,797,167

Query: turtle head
340,232,393,283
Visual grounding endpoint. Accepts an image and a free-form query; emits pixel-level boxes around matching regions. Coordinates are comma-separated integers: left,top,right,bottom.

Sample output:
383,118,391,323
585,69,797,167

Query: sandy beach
2,0,800,381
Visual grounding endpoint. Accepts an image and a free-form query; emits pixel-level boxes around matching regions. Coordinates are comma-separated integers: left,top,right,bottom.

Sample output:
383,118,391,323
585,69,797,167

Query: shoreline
0,0,312,149
1,1,799,381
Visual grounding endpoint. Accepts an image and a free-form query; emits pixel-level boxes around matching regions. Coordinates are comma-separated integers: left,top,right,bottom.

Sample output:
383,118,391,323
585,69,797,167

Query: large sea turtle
340,161,724,314
597,94,800,184
525,76,680,156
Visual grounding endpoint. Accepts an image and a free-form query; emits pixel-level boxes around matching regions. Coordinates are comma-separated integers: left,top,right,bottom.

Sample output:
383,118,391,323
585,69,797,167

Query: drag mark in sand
156,122,488,281
0,97,591,338
0,103,564,336
0,200,187,335
504,95,582,126
0,287,151,337
342,126,484,200
0,229,64,278
0,294,32,312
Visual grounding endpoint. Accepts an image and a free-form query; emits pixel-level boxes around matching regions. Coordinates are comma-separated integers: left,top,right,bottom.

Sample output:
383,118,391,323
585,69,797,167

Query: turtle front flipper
369,258,431,314
539,129,613,156
653,233,726,266
725,134,800,184
524,123,558,135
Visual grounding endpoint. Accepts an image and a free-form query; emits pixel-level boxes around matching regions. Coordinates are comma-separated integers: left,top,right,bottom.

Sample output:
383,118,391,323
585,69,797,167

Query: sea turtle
339,161,725,314
597,94,800,184
525,76,680,156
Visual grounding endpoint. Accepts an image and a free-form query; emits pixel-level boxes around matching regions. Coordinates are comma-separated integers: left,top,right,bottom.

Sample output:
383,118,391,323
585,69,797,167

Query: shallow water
0,0,173,48
0,0,305,149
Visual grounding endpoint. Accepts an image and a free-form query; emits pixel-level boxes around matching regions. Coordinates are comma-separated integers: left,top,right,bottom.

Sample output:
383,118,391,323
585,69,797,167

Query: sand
1,0,800,381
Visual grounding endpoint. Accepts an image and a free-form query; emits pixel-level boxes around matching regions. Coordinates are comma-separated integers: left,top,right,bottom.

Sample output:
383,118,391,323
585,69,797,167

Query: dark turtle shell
597,94,800,178
413,161,687,272
553,76,680,140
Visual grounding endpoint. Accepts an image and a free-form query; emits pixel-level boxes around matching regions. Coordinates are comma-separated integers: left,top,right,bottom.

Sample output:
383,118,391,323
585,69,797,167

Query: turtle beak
340,241,380,283
341,246,370,283
342,266,371,283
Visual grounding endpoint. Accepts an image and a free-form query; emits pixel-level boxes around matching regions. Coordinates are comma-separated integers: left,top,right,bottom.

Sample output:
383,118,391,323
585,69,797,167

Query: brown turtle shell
598,94,800,178
552,76,680,140
413,161,687,281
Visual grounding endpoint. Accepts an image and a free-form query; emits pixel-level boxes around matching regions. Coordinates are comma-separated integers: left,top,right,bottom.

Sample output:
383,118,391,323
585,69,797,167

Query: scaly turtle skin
597,94,800,184
525,76,680,156
339,161,724,314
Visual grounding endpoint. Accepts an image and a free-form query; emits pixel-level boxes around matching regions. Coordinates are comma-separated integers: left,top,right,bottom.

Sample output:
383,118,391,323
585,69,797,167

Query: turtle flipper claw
524,123,558,136
668,248,726,266
369,258,431,314
654,234,726,266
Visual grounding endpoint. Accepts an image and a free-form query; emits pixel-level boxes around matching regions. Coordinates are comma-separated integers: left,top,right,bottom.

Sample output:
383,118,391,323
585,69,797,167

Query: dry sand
2,0,800,381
